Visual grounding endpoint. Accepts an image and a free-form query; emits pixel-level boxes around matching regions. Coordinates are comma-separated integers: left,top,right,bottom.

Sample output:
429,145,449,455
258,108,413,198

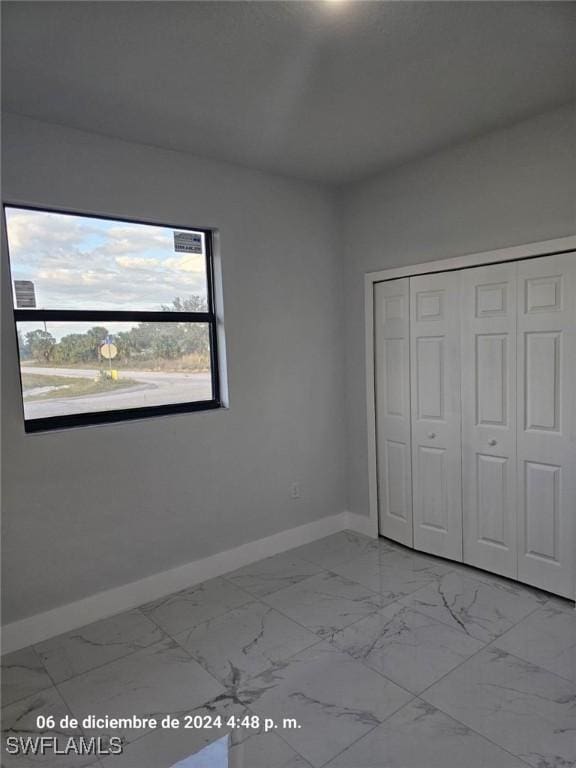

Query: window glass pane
5,207,208,311
17,321,212,421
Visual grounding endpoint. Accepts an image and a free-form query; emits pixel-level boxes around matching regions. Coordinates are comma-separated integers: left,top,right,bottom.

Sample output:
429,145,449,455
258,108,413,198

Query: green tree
158,296,210,357
17,330,31,360
162,296,208,313
115,331,135,361
87,327,109,345
51,327,109,364
22,298,210,369
26,329,55,362
151,336,180,359
179,323,209,356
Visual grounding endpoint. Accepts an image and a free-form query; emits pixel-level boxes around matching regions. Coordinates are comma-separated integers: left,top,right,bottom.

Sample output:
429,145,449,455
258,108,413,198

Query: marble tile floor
2,530,575,768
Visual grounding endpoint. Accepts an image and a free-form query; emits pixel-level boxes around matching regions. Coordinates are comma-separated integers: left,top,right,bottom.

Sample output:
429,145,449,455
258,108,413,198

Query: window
4,205,222,432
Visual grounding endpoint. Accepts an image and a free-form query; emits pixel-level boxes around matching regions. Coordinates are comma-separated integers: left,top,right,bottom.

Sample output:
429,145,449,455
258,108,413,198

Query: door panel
384,439,410,522
383,339,405,416
410,272,462,560
374,279,413,545
477,454,508,547
524,332,560,431
476,334,508,426
516,253,576,599
416,337,444,419
418,445,448,532
524,461,560,563
461,263,516,577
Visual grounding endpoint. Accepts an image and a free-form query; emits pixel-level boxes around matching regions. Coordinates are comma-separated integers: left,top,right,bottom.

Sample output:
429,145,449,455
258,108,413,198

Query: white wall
340,104,576,521
1,114,346,624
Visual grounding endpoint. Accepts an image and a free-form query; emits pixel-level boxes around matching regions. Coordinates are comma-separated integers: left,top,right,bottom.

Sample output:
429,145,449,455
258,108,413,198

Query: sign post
100,337,118,379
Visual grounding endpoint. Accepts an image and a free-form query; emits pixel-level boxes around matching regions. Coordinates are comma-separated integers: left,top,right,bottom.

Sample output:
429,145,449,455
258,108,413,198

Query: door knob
488,439,497,446
427,432,436,439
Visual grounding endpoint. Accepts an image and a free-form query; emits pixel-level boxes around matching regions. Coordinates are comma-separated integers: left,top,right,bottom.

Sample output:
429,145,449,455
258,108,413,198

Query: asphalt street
23,366,213,418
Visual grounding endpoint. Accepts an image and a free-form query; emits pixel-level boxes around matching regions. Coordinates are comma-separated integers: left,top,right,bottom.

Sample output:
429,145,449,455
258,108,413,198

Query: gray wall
3,104,574,626
340,104,576,521
1,114,346,624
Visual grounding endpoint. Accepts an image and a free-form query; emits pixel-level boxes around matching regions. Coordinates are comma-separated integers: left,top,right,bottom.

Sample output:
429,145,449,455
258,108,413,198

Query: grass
22,372,138,401
21,352,210,373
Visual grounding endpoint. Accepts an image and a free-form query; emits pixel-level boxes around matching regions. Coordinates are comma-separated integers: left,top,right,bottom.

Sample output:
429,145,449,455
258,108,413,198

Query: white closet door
516,252,576,599
410,272,462,561
461,263,517,577
374,279,413,545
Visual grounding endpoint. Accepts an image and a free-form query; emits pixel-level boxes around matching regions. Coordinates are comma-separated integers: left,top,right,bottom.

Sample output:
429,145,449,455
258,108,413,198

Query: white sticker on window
174,231,203,254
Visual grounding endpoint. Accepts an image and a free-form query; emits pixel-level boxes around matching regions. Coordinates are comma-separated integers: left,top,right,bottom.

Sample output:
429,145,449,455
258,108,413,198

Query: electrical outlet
290,481,301,499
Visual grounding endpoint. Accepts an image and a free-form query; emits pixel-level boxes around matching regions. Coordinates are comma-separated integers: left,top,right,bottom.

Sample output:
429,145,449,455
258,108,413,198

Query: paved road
23,366,212,418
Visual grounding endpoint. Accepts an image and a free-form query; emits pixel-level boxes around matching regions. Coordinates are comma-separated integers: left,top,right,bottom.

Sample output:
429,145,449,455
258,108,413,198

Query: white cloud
164,254,206,273
6,208,207,310
5,210,97,252
93,225,171,257
115,256,162,269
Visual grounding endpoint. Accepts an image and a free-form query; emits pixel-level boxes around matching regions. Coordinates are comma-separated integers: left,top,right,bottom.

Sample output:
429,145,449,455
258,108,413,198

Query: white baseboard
346,511,378,538
2,511,351,654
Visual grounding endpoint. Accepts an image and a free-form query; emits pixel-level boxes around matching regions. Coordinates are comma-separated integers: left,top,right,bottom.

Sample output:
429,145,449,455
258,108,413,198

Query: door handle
488,439,497,446
427,432,436,439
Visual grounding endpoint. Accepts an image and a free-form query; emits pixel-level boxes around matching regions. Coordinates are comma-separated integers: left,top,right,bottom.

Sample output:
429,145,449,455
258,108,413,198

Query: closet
374,252,576,599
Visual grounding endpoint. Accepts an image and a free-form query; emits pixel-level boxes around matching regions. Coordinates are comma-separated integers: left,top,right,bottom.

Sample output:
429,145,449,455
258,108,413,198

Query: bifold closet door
410,272,462,561
374,279,413,546
461,264,517,578
516,253,576,599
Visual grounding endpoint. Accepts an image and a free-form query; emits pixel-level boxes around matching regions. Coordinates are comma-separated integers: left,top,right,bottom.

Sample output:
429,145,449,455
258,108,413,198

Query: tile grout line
311,623,565,768
9,592,256,755
0,568,550,714
313,700,423,768
94,593,270,757
396,609,576,767
226,597,422,767
483,587,576,686
316,569,576,763
3,607,184,709
0,646,107,764
0,538,563,768
414,695,537,768
311,582,545,720
1,644,58,709
0,549,520,708
318,695,534,768
153,572,421,768
23,552,384,755
240,701,318,768
242,676,416,768
377,567,554,641
4,535,571,767
309,595,573,764
478,643,576,688
0,534,412,688
96,608,328,755
124,598,355,760
408,696,538,768
412,604,544,701
322,603,486,687
12,611,176,711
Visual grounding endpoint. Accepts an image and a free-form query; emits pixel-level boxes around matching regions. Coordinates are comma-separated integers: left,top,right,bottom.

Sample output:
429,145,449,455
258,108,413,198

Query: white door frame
365,235,576,554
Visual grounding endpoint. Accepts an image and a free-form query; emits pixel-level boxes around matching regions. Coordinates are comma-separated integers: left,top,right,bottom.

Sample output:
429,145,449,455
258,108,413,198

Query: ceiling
2,1,575,184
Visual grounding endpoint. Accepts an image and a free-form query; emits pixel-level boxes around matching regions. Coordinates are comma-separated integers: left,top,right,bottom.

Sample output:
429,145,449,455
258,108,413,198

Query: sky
6,207,208,341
